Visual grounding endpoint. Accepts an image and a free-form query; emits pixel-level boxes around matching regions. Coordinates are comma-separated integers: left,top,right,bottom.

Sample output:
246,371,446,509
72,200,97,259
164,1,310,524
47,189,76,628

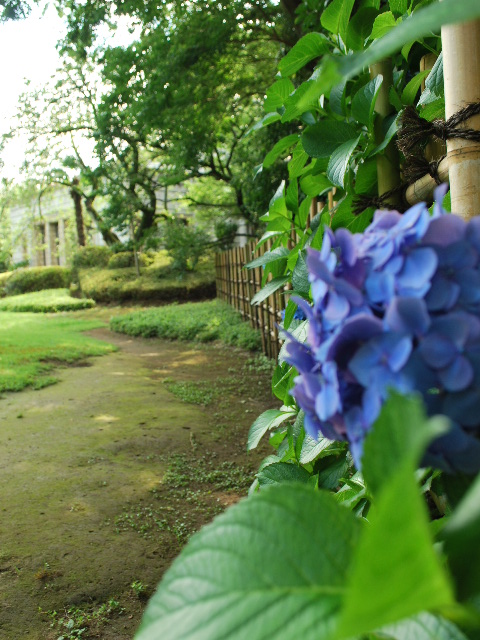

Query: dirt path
0,329,274,639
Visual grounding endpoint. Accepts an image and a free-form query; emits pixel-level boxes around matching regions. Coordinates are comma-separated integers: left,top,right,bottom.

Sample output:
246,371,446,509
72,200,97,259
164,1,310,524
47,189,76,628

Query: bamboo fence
215,238,286,360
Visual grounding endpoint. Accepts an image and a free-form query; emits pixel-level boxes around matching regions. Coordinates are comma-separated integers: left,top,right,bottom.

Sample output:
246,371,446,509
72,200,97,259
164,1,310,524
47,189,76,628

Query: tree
0,0,36,21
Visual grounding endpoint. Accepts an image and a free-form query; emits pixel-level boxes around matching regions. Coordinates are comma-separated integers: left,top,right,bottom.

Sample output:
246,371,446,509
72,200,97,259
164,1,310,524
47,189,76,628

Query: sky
0,1,137,180
0,2,65,175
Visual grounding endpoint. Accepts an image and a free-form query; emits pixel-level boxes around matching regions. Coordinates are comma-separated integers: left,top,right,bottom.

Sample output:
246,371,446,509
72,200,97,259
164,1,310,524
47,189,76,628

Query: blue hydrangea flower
284,188,480,473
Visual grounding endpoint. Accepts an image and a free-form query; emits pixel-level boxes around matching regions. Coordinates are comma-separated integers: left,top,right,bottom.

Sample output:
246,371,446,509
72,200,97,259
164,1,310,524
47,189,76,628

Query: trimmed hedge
107,251,149,269
77,259,216,303
5,267,72,296
72,246,111,269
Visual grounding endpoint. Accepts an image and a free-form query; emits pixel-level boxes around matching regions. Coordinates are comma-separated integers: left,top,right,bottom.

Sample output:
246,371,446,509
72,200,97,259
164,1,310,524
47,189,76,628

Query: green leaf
264,78,295,112
292,251,310,295
300,434,333,464
245,247,290,270
351,75,383,127
300,173,333,197
381,612,470,640
317,456,350,490
288,144,310,178
329,80,347,115
286,177,299,214
257,461,311,486
248,112,282,134
369,11,398,39
355,158,378,194
424,52,443,97
442,473,480,600
297,195,312,229
302,121,358,158
337,459,454,638
362,393,449,499
370,114,399,154
136,484,361,640
263,134,300,168
389,0,408,16
247,409,296,450
251,276,289,305
327,136,361,188
321,0,356,44
401,69,429,105
420,98,445,121
346,8,379,51
278,32,330,77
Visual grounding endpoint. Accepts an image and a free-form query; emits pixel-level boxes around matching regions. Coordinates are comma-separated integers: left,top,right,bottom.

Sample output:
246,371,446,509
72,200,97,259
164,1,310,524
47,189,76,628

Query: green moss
0,289,95,313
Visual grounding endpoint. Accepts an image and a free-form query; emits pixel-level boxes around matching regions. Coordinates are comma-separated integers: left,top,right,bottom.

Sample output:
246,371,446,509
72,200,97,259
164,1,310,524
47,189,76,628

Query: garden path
0,328,273,639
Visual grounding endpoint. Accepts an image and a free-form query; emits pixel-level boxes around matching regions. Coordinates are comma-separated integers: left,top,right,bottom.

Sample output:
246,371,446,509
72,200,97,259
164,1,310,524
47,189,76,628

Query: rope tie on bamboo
352,185,408,217
398,103,480,156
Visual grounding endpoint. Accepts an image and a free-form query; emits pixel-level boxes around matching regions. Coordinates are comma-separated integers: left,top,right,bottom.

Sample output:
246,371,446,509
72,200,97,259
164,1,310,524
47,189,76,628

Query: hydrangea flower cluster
285,186,480,473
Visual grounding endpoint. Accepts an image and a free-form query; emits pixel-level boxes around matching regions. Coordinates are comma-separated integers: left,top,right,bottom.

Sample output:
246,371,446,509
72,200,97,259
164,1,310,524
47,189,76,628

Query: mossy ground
0,316,274,639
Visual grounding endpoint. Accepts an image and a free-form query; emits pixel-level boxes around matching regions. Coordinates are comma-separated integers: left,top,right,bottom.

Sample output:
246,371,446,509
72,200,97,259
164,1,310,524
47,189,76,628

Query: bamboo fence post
441,18,480,218
370,60,402,207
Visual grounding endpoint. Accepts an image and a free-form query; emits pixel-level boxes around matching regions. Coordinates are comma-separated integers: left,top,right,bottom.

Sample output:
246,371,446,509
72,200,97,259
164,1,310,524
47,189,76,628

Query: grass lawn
0,288,95,312
0,312,115,392
110,299,262,351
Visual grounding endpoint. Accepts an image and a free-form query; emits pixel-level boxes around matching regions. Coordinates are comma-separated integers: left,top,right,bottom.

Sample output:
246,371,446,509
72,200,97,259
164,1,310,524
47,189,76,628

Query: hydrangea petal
438,355,474,392
422,214,465,246
419,333,456,369
397,247,437,289
384,297,431,336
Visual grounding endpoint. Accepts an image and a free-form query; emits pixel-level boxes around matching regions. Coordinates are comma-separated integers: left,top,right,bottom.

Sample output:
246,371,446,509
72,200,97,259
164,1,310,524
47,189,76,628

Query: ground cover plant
110,299,261,351
0,288,95,313
0,312,114,392
134,1,480,639
4,266,71,296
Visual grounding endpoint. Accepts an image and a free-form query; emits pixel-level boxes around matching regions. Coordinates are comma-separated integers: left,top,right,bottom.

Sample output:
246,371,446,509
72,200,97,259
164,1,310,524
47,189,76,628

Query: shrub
72,246,111,269
0,271,12,297
5,267,72,296
107,251,149,269
110,299,261,350
163,222,210,273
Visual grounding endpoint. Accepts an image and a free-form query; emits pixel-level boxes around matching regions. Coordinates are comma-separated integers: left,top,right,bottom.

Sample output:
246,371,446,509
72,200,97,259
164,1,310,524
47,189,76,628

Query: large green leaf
321,0,355,44
300,433,333,464
327,136,361,188
302,121,358,158
346,7,379,52
300,173,333,197
442,473,480,599
362,393,449,499
264,78,295,112
380,612,470,640
278,32,330,77
337,459,455,638
351,75,383,127
251,275,289,305
257,461,311,486
292,251,310,295
136,484,361,640
247,408,296,450
401,69,429,105
369,11,398,40
290,0,480,120
246,247,290,270
263,134,300,168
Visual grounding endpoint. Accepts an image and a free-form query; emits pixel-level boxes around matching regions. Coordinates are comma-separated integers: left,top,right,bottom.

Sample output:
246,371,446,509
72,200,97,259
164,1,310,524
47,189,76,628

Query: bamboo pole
441,19,480,218
370,60,402,207
405,156,450,205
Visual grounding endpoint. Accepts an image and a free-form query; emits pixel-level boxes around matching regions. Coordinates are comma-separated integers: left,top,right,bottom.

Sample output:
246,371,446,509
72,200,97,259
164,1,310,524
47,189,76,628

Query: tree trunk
84,197,120,246
70,178,86,247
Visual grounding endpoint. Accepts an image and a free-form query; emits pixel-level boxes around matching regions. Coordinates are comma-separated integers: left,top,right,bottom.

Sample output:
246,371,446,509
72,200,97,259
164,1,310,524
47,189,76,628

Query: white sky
0,1,137,180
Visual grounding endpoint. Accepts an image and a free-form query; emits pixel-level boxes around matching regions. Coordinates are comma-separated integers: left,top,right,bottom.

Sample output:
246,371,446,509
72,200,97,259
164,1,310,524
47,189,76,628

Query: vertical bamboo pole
441,19,480,218
370,60,402,206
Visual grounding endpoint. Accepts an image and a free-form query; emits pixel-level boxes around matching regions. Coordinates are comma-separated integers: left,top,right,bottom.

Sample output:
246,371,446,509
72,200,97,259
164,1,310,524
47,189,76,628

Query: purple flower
283,189,480,473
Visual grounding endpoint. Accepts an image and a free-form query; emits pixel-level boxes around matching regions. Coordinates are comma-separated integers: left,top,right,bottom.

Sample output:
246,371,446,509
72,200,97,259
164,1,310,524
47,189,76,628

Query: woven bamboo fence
215,238,286,360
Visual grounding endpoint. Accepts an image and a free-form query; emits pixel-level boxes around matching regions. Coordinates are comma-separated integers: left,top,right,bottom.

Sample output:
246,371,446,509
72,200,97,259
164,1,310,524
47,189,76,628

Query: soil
0,325,275,639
